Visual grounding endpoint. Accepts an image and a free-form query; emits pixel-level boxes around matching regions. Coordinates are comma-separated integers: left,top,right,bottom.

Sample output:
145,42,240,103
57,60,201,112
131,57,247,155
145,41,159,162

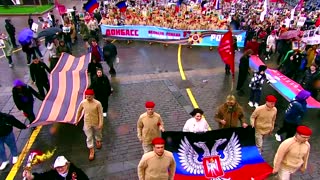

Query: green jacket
280,49,295,66
1,38,13,56
79,24,90,40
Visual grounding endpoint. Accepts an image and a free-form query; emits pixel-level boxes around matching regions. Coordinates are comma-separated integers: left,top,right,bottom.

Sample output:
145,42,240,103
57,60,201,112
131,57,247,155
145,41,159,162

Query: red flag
316,17,320,27
54,0,67,15
218,30,235,77
297,0,304,10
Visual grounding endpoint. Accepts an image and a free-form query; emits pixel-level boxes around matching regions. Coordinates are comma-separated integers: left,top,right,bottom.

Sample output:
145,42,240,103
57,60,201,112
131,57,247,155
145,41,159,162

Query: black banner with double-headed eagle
162,127,272,180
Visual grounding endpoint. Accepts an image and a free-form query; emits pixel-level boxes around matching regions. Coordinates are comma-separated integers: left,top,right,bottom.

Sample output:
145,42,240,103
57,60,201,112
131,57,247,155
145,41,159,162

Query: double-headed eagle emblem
178,132,242,176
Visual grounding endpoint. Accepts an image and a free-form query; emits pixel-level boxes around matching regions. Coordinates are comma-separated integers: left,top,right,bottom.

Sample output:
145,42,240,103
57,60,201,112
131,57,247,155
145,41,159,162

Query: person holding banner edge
183,108,209,133
250,95,277,153
275,90,311,142
273,125,312,180
137,137,176,180
214,95,248,129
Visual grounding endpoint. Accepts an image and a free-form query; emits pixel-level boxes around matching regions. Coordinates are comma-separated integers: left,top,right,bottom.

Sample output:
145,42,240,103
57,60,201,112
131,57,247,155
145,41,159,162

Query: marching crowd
0,0,319,179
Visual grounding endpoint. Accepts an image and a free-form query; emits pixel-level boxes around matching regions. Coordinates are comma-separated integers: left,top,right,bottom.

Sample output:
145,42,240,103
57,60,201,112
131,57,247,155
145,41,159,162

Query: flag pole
230,26,235,94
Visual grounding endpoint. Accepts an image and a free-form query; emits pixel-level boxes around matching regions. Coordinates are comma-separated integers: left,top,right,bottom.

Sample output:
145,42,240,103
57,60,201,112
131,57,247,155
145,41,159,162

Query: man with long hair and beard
214,95,248,129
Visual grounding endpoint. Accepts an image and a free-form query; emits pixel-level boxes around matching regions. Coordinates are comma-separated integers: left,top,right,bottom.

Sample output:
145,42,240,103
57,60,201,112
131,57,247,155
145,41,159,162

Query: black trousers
225,64,230,74
97,97,109,113
26,49,37,64
6,56,13,64
49,57,59,70
23,105,36,123
236,71,248,91
106,56,116,75
9,34,17,47
36,81,50,98
277,121,298,140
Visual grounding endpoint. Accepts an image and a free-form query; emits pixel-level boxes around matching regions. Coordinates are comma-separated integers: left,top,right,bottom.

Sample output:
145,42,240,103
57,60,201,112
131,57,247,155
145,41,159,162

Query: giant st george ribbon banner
249,55,320,108
100,25,247,47
29,53,91,127
162,127,273,180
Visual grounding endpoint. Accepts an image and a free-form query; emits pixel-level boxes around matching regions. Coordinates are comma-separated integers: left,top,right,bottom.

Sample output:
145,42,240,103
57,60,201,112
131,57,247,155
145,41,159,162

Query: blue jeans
65,41,72,51
0,132,18,162
249,89,262,104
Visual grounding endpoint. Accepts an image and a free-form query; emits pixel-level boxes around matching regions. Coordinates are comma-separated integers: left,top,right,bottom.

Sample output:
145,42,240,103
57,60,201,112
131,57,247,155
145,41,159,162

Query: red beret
266,95,277,102
296,125,312,136
145,101,155,108
85,89,94,95
152,137,165,145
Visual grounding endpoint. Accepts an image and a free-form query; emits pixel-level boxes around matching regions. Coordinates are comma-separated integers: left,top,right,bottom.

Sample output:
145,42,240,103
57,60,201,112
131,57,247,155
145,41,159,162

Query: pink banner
249,55,320,108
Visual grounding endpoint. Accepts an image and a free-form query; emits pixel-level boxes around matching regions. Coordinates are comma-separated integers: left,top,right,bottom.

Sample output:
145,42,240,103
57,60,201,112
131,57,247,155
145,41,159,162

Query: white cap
53,156,68,168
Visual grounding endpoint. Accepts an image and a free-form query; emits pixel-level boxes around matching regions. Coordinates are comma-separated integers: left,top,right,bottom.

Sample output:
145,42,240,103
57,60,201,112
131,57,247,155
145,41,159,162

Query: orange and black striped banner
30,53,91,127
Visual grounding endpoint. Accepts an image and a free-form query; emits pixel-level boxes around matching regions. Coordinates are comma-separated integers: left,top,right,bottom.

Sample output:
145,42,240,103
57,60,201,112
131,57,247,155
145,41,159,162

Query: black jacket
29,62,51,83
5,20,15,35
0,112,26,137
12,85,44,110
28,18,34,27
33,163,89,180
103,43,117,61
90,75,112,99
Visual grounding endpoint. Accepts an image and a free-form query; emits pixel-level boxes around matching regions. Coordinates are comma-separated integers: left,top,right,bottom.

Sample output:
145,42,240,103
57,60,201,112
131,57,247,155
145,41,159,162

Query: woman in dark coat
90,68,112,117
87,56,103,82
236,49,253,95
12,79,43,124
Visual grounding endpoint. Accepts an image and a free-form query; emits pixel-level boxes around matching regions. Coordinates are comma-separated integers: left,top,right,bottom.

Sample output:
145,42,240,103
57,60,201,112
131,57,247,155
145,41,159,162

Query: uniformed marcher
137,101,165,154
75,89,104,161
138,137,176,180
273,125,312,180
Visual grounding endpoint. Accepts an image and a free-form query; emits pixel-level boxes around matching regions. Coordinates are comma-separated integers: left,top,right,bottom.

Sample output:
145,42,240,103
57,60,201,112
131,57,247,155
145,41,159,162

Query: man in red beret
137,101,165,154
273,125,312,179
250,95,277,153
75,89,104,161
138,137,176,180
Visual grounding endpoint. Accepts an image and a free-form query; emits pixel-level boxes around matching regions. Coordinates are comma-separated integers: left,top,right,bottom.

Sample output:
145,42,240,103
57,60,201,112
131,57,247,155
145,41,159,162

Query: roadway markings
0,38,45,60
0,39,116,60
0,48,22,59
6,126,42,180
177,45,211,130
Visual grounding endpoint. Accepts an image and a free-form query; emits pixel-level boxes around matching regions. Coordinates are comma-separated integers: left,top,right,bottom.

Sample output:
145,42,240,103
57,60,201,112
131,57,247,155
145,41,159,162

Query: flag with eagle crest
162,127,272,180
